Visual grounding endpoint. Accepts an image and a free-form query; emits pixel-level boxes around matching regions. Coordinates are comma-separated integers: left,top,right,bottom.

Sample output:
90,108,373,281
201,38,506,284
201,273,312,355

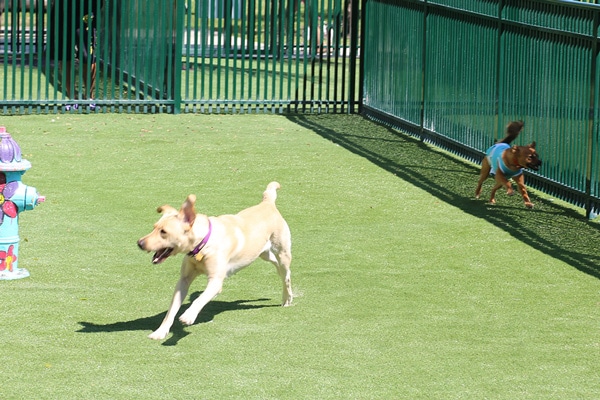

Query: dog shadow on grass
287,114,600,280
77,292,276,346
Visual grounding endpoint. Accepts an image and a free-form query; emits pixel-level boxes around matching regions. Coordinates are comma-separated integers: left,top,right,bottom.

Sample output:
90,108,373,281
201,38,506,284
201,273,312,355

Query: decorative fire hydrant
0,127,45,280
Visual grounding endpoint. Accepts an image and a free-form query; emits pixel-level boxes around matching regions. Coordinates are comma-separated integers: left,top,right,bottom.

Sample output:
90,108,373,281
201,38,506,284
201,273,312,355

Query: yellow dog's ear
180,194,197,226
157,205,177,214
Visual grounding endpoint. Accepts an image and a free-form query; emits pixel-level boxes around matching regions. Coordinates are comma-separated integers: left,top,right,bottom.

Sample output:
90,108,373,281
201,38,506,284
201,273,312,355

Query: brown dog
475,121,542,208
138,182,293,340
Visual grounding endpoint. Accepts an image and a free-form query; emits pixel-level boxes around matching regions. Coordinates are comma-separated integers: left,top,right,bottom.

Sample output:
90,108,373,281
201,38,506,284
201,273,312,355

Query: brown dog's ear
529,141,536,149
180,195,197,226
157,205,177,214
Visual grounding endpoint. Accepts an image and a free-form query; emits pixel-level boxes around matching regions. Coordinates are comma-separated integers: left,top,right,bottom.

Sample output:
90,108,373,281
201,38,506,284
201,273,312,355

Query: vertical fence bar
182,1,190,111
420,0,428,140
17,2,25,109
240,0,246,109
25,2,33,107
294,0,302,112
200,0,209,106
109,0,118,106
586,11,599,218
2,8,7,104
173,0,184,114
495,0,504,138
34,1,44,107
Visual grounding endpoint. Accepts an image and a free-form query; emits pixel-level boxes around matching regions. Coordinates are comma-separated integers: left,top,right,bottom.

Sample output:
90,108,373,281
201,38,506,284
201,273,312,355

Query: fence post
419,0,428,142
173,0,184,114
353,0,364,113
585,11,599,219
495,0,505,141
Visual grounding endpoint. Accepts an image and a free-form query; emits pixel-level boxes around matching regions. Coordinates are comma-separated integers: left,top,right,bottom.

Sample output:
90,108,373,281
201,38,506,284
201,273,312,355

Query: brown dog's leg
513,174,534,208
489,183,502,205
489,170,511,205
475,157,492,199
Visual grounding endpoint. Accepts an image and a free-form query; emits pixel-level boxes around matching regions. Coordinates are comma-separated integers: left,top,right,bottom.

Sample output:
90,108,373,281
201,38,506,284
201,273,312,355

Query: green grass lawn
0,113,598,399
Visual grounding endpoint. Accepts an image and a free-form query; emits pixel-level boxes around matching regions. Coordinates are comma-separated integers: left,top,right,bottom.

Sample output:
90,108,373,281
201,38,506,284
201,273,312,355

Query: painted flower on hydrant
0,244,17,272
0,172,18,225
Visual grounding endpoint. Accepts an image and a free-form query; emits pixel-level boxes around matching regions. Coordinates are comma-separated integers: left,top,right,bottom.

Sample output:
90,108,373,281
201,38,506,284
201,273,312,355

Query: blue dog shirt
485,143,523,178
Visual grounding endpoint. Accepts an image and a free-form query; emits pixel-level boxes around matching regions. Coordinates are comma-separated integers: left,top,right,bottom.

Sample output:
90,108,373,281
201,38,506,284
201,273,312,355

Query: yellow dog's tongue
152,248,173,264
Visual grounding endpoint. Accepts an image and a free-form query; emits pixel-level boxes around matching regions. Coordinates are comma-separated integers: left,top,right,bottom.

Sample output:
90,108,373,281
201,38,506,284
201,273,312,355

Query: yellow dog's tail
262,181,281,202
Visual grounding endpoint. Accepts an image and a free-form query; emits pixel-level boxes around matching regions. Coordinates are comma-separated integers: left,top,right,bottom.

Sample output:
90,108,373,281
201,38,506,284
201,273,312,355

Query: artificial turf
0,113,598,399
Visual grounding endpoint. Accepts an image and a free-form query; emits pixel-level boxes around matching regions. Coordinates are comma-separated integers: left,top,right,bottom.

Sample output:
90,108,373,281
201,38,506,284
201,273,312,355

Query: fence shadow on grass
287,114,600,280
77,293,276,345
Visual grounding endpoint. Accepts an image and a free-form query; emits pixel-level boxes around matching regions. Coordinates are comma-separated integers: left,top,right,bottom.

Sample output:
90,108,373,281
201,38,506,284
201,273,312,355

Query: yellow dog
138,182,293,340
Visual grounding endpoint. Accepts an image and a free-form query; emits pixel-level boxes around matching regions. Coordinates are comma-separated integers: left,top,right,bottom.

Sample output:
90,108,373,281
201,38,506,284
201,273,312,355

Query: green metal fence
361,0,600,218
180,0,360,112
0,0,360,113
2,0,600,217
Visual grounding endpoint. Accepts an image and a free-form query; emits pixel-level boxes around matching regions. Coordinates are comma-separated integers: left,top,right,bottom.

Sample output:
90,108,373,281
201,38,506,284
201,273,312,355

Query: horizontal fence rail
0,0,360,114
361,0,600,218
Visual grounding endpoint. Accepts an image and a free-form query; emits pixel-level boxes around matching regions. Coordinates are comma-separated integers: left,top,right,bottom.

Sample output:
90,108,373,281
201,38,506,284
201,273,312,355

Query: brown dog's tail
262,181,281,202
498,120,524,144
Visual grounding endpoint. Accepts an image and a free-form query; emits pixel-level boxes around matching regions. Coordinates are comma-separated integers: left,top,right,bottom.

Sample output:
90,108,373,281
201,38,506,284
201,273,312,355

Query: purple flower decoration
0,172,18,224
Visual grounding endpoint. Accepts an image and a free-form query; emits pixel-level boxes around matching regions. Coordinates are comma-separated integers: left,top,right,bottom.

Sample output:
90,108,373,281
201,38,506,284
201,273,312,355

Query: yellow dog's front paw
179,312,197,326
148,329,168,340
282,299,293,307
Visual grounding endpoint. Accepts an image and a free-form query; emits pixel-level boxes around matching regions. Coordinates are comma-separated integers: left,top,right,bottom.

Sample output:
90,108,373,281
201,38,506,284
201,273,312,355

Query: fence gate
0,0,361,114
